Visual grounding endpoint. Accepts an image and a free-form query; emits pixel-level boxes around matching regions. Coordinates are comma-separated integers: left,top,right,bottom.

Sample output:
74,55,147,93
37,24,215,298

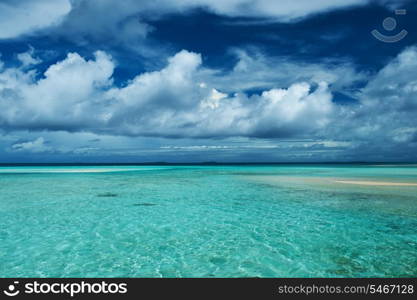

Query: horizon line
1,162,417,166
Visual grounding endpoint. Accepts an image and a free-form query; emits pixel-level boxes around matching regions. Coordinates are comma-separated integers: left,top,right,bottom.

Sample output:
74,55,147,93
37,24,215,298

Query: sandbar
334,180,417,187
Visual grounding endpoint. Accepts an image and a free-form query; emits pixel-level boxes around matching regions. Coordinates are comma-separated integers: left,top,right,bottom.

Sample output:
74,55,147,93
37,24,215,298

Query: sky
0,0,417,163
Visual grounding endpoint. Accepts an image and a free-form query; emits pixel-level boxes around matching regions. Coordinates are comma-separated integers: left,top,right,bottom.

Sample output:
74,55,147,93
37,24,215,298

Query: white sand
246,175,417,187
334,180,417,187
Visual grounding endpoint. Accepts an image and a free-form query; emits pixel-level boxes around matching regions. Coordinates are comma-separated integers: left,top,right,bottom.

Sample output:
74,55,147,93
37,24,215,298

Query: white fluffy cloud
204,49,366,94
1,46,417,144
0,0,394,40
0,51,114,131
178,0,367,19
17,47,42,68
0,49,336,139
342,46,417,143
0,0,71,39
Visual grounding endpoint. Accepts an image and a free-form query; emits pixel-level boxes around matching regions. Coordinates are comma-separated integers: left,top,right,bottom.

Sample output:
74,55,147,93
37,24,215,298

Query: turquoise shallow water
0,164,416,277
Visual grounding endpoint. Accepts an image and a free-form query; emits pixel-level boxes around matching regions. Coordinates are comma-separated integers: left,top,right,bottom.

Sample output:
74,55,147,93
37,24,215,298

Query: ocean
0,164,416,277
